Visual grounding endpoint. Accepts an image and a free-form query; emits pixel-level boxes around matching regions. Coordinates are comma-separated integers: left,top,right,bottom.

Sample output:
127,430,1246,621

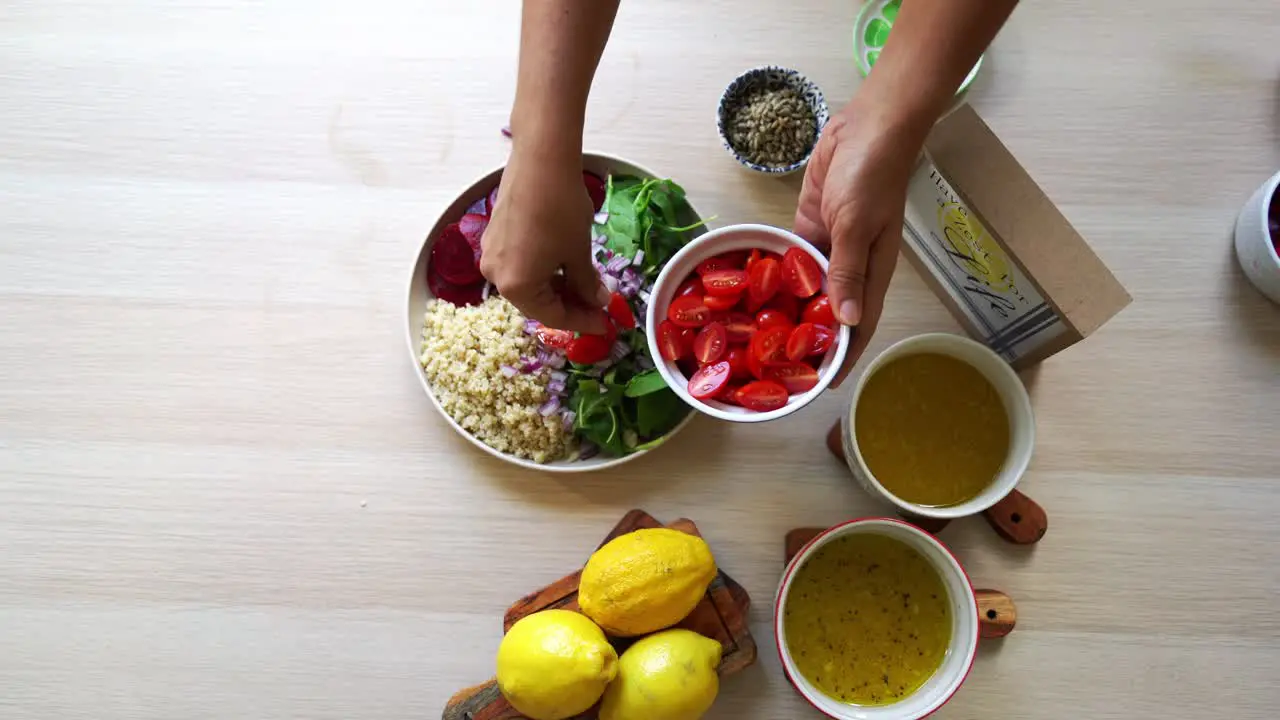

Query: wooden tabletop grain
2,1,1278,718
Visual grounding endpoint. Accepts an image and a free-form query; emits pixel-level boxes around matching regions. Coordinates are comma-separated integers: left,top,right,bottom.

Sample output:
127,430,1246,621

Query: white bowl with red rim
775,518,979,719
644,223,851,423
405,152,701,472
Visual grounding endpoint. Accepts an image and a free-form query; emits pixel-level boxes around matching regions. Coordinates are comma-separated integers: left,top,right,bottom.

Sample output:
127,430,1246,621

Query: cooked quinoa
419,297,573,463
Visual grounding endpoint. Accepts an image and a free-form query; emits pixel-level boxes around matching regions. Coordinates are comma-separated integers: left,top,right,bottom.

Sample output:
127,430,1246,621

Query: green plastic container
853,0,983,95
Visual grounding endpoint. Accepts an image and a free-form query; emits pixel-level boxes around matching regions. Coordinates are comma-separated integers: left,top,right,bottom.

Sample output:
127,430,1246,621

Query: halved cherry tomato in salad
704,293,740,312
606,291,636,330
696,252,748,277
744,249,763,273
737,380,789,411
718,312,757,344
702,269,748,297
745,345,766,380
676,276,705,298
688,361,732,400
693,322,728,365
763,362,820,394
656,320,693,361
801,294,837,328
782,247,823,298
785,323,816,362
566,333,612,364
746,256,781,311
724,347,751,380
720,384,747,406
765,290,800,321
668,295,712,328
755,309,794,334
535,326,573,349
750,325,790,365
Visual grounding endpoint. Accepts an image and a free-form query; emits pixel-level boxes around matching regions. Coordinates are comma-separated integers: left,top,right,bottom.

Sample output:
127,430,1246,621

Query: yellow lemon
578,528,717,637
599,629,722,720
495,609,618,720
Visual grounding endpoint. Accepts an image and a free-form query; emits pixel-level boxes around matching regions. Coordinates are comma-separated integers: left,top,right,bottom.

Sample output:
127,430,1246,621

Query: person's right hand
480,148,610,334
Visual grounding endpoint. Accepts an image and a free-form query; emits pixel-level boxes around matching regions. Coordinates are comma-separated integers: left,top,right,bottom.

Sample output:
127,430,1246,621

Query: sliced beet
428,272,485,307
464,196,487,216
486,184,501,214
430,223,483,285
583,171,606,212
457,213,487,262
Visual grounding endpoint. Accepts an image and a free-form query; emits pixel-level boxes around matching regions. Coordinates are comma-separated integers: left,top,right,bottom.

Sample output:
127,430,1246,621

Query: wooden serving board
785,527,1017,639
442,509,757,720
825,421,1049,544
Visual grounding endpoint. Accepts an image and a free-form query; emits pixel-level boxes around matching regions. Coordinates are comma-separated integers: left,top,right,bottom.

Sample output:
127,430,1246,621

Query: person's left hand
793,100,926,386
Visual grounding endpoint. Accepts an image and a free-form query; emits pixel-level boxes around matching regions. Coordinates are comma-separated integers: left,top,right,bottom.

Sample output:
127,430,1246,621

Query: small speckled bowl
716,66,830,176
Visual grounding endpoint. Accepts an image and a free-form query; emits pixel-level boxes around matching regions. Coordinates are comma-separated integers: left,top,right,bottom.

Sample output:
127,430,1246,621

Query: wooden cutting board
442,509,757,720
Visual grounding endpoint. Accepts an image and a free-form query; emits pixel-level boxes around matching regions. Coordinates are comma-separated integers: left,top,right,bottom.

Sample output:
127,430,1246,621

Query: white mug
839,333,1036,520
774,518,979,719
1234,170,1280,305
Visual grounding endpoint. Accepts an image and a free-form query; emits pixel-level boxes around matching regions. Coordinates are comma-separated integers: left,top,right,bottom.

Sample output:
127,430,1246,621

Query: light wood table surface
2,1,1278,718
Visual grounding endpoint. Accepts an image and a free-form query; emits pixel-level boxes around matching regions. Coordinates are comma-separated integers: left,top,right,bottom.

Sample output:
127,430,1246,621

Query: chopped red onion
465,197,487,216
538,396,561,417
543,353,566,370
524,319,541,335
561,411,576,431
549,370,568,384
592,234,606,246
593,211,609,225
601,274,619,293
481,282,492,301
609,340,630,362
638,289,652,304
548,378,567,395
631,250,645,267
499,364,519,378
606,254,631,274
521,357,543,373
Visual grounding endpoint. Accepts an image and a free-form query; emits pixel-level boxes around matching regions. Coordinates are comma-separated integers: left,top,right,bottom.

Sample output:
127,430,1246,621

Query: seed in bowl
725,87,818,168
660,248,835,412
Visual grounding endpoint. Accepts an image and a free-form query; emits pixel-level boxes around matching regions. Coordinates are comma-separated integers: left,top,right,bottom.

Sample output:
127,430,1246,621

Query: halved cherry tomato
601,310,619,344
668,295,711,328
737,380,789,411
802,294,837,328
702,269,748,297
782,247,823,298
746,257,781,311
785,323,817,362
606,291,636,330
744,249,763,273
750,325,790,365
566,333,611,364
676,276,705,298
696,252,748,277
720,384,746,406
656,320,692,361
694,322,728,365
745,346,766,380
688,361,732,400
765,291,801,321
755,309,794,334
724,347,752,381
810,324,835,356
763,362,820,394
718,312,757,344
704,293,740,312
535,326,573,349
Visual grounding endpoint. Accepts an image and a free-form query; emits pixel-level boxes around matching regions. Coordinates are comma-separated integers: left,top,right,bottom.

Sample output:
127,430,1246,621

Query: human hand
793,100,925,386
480,148,610,333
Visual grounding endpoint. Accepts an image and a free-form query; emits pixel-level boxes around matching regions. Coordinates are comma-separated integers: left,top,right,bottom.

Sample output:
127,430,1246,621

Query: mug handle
784,528,1017,639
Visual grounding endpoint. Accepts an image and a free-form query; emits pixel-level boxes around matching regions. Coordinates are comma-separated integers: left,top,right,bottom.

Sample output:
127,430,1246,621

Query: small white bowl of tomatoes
644,223,851,422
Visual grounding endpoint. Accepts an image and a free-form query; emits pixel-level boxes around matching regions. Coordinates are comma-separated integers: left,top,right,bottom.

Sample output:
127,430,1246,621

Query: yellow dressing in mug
855,352,1010,507
783,533,951,706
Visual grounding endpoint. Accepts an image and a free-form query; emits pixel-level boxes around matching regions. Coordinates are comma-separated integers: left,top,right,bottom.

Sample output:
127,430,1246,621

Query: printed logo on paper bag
903,162,1064,362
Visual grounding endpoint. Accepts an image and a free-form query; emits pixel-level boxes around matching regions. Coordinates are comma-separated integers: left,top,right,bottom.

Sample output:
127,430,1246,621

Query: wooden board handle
442,680,522,720
785,528,1016,638
981,489,1048,544
975,589,1017,638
